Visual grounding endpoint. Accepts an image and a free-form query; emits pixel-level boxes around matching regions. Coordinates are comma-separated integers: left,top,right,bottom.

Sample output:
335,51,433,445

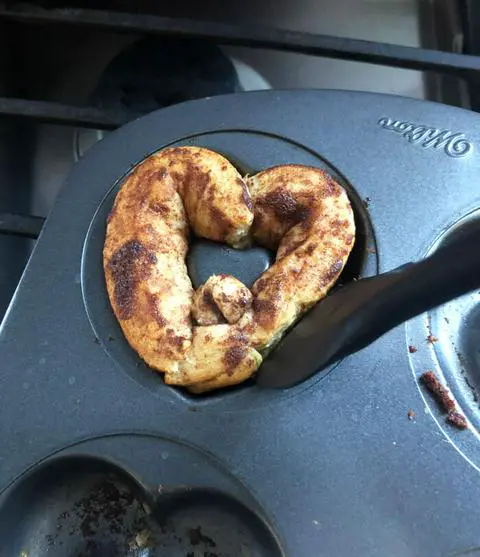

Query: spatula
256,218,480,388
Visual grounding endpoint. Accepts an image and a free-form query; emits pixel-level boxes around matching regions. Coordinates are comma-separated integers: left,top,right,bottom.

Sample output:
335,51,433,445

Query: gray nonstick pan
1,90,480,556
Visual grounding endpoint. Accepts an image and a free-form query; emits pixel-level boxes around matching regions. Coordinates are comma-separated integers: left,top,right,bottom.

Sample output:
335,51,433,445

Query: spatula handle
257,218,480,389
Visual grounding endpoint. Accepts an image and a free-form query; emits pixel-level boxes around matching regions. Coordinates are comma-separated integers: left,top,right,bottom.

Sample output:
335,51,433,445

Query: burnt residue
43,475,152,553
108,239,157,320
74,478,136,538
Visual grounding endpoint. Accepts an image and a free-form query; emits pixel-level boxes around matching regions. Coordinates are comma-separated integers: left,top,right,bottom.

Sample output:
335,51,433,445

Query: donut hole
187,184,375,298
187,237,275,290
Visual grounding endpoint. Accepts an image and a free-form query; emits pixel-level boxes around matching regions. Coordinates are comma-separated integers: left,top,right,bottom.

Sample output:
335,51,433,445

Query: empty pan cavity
0,455,283,557
0,456,152,556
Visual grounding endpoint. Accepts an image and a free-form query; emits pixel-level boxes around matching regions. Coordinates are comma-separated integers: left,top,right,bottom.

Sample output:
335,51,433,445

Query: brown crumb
188,526,216,548
420,371,456,413
446,411,468,430
407,409,415,420
408,345,417,353
426,334,438,344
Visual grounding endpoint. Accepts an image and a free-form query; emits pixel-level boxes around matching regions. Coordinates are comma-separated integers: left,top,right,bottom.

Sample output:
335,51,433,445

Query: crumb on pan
420,371,468,430
407,409,415,420
446,411,468,430
420,371,455,413
408,345,417,353
426,334,438,344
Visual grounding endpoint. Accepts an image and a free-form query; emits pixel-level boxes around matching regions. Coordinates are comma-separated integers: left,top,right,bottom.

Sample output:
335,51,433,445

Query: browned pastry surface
245,165,355,349
104,148,355,393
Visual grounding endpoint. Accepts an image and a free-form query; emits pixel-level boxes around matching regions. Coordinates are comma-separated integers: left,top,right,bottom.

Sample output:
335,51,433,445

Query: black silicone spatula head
256,220,480,389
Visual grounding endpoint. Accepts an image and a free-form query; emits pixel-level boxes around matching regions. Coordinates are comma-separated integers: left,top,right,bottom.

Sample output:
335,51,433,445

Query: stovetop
1,4,480,555
0,0,471,321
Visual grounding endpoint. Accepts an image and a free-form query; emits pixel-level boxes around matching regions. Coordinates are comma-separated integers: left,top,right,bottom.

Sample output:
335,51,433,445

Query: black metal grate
0,3,479,238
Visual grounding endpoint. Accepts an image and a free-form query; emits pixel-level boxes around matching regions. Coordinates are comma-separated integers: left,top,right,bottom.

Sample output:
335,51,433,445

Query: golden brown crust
246,165,355,349
104,151,355,393
164,325,261,387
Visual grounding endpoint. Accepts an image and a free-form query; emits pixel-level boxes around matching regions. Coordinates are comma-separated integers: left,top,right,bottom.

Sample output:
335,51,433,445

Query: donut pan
1,90,480,556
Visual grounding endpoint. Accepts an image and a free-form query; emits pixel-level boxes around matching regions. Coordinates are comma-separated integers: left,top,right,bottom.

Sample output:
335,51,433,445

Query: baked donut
104,147,355,393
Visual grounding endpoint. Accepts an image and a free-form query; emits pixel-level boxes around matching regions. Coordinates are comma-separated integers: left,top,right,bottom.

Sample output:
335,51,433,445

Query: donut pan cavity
2,91,480,556
82,129,377,409
0,435,283,556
